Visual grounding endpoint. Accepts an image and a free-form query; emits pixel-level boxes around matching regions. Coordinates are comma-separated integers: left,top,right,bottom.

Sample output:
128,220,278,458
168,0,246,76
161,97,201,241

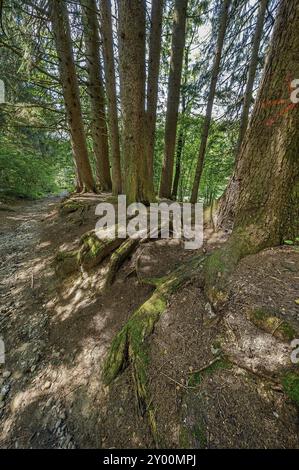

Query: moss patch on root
102,254,205,444
55,249,80,277
59,200,85,216
281,371,299,406
79,230,123,269
188,357,232,387
204,230,257,308
248,308,297,341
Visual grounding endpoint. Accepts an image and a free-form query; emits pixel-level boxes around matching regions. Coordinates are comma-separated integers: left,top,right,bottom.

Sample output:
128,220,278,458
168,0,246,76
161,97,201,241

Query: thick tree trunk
146,0,164,189
118,0,153,204
235,0,268,157
233,0,299,247
190,0,231,204
205,0,299,306
216,0,268,228
159,0,188,199
50,0,95,192
81,0,112,191
100,0,122,195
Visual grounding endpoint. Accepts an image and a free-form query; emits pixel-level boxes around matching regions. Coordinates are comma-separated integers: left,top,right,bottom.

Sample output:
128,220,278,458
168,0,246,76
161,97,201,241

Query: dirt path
1,197,299,449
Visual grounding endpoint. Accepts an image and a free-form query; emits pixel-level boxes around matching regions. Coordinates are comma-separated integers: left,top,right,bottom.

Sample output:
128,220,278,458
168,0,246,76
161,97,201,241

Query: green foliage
0,134,75,199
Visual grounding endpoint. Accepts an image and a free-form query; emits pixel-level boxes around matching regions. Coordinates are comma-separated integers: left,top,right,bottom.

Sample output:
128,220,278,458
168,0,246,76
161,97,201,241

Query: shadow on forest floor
0,195,298,448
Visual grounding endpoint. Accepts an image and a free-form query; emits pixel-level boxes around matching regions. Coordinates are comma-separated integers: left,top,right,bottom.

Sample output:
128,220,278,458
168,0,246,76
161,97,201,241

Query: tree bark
190,0,231,204
205,0,299,306
118,0,153,204
146,0,164,190
171,128,184,200
216,0,268,228
100,0,122,195
159,0,188,199
50,0,95,192
235,0,269,157
81,0,112,191
233,0,299,247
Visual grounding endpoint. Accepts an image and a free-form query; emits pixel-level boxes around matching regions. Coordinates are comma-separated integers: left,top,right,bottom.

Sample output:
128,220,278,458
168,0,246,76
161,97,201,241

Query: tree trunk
81,0,112,191
205,0,299,306
235,0,269,157
216,0,268,228
50,0,95,192
171,128,184,200
159,0,188,199
118,0,153,204
172,39,190,200
190,0,231,204
146,0,164,189
233,0,299,247
100,0,122,195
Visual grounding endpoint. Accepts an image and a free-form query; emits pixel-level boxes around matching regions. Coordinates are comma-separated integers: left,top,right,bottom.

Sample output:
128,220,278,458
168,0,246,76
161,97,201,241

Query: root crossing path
0,196,299,449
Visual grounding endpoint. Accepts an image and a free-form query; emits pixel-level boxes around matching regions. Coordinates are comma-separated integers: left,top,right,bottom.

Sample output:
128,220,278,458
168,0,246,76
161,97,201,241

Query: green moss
282,371,299,406
249,308,297,341
192,423,207,448
188,357,231,387
59,200,84,215
179,426,191,449
55,249,79,277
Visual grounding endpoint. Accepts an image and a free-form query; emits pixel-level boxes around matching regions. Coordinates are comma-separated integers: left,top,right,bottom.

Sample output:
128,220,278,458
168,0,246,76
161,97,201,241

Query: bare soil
0,196,298,448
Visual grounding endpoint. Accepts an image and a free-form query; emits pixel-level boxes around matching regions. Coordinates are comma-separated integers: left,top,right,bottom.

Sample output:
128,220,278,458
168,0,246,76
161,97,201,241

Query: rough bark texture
171,127,184,200
81,0,112,191
172,45,189,200
50,0,95,192
235,0,268,157
190,0,231,204
216,0,268,228
118,0,154,204
159,0,188,199
146,0,164,189
100,0,122,195
205,0,299,306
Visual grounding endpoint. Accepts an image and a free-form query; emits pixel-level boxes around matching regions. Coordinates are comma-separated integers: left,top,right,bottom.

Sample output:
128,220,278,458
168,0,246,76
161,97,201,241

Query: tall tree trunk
171,127,184,200
81,0,112,191
50,0,95,192
216,0,268,228
235,0,268,157
172,38,190,200
190,0,231,204
118,0,153,204
100,0,122,195
205,0,299,305
146,0,164,189
159,0,188,199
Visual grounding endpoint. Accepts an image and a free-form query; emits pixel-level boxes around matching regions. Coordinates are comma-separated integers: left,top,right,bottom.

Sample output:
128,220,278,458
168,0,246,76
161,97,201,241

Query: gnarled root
102,254,205,444
104,238,139,288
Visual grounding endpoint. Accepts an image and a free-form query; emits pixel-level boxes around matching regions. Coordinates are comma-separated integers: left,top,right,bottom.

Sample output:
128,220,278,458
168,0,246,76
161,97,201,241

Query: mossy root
102,254,205,444
104,238,139,288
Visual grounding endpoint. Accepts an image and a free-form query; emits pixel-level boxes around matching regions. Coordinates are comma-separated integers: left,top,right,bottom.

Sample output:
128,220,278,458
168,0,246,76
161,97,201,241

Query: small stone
3,371,11,379
43,381,51,389
1,384,10,397
30,365,37,373
273,411,279,419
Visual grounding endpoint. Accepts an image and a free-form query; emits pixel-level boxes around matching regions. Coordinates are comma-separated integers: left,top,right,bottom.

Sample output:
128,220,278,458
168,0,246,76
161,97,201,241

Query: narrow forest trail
0,197,299,449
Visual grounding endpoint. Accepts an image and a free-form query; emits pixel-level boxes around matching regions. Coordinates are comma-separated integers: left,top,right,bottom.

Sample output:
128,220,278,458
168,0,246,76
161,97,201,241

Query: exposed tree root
104,238,139,288
203,229,258,308
102,254,205,445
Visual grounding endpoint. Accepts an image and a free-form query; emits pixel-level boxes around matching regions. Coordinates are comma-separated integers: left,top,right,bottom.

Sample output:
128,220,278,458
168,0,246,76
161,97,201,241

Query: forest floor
0,195,299,448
